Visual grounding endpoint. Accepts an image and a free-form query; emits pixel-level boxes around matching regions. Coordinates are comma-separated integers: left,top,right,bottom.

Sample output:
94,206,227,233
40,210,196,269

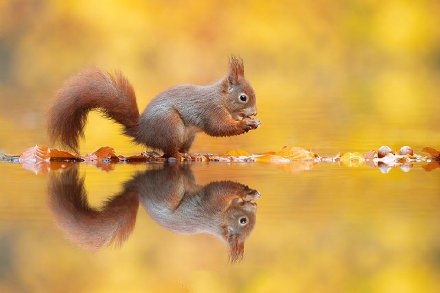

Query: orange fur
48,57,259,156
48,69,139,153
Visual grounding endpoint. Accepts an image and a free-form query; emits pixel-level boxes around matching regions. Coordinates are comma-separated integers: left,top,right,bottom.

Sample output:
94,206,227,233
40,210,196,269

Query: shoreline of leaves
0,145,439,174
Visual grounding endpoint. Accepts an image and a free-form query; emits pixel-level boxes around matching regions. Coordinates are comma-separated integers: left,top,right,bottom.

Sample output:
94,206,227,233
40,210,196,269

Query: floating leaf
364,150,376,160
20,145,80,162
422,147,440,159
49,149,81,160
7,144,438,174
20,145,51,162
225,149,250,156
93,146,117,159
255,154,290,163
339,152,365,167
120,154,149,163
267,146,317,160
82,146,118,162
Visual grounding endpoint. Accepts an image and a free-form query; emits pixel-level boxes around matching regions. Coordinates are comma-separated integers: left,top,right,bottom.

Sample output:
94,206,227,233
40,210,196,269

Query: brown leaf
422,147,440,159
20,145,51,162
82,146,118,162
94,146,117,159
20,145,80,162
364,150,376,160
49,149,80,160
120,154,149,163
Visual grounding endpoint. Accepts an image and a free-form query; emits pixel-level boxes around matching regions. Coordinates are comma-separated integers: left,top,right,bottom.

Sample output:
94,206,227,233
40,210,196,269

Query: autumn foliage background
1,1,440,292
0,0,439,155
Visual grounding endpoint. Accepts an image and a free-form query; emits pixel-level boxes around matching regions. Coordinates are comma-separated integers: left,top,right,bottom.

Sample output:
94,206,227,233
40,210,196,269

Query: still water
0,157,439,292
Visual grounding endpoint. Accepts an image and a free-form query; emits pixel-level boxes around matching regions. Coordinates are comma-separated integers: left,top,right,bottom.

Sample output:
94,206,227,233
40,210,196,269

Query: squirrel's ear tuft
228,234,244,263
222,225,244,262
228,55,244,85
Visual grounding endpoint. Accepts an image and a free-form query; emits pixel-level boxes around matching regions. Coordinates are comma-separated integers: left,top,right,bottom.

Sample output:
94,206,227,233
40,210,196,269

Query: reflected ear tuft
228,234,244,263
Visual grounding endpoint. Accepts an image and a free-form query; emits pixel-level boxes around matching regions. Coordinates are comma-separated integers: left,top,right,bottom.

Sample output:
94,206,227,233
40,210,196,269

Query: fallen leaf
20,145,51,162
82,146,118,162
255,154,290,163
270,146,317,160
339,152,365,167
225,149,250,156
422,147,440,159
364,150,376,160
93,146,117,159
49,148,80,160
121,154,149,162
20,145,80,162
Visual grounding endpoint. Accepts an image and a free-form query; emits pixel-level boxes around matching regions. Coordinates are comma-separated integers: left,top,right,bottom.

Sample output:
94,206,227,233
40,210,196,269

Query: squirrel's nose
247,107,257,116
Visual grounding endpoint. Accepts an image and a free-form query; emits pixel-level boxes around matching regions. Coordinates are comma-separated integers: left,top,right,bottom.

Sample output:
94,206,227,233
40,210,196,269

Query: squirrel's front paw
242,118,261,132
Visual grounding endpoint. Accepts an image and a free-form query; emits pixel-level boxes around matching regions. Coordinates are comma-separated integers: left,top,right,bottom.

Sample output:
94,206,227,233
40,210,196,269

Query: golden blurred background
0,0,439,155
1,1,440,292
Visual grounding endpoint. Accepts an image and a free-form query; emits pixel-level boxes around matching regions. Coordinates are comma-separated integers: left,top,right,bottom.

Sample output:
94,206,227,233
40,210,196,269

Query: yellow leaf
339,152,365,167
255,154,290,163
272,146,317,160
225,149,250,156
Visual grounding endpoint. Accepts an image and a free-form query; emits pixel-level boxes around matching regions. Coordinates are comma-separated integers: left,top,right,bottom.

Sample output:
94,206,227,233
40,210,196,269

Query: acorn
399,146,413,156
378,146,392,158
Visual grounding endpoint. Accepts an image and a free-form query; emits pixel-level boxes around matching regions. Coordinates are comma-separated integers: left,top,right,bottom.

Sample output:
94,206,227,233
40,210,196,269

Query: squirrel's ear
228,56,244,85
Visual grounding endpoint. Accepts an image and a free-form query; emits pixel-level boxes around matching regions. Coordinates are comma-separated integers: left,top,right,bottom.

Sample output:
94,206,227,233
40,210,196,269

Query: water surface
1,159,439,292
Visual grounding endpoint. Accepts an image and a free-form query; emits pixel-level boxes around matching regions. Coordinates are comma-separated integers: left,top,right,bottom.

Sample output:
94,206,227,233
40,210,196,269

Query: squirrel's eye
239,217,248,225
239,94,247,103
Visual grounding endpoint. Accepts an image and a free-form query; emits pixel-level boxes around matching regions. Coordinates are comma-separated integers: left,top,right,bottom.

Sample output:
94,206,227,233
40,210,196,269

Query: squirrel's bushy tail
48,68,139,153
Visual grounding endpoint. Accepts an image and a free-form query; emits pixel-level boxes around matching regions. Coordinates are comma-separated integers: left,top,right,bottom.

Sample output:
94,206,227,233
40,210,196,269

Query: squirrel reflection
48,164,260,262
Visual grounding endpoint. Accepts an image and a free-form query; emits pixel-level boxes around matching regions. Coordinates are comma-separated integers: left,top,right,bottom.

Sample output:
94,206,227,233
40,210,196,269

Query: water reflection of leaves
422,161,440,172
422,147,440,160
48,165,260,262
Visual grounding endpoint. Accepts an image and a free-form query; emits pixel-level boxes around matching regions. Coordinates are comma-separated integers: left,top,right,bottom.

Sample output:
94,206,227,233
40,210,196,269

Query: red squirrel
48,57,260,158
49,165,260,262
